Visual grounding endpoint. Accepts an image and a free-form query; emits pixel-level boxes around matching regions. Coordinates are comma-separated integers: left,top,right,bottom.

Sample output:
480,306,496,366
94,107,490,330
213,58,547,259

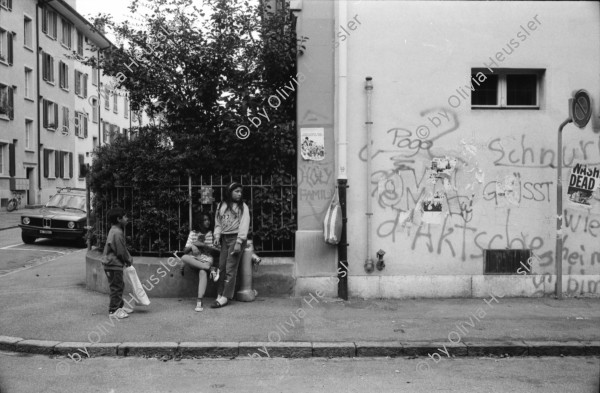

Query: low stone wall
86,249,295,298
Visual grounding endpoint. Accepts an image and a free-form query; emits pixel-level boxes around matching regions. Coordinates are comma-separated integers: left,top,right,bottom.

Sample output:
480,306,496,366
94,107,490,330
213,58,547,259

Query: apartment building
0,0,141,206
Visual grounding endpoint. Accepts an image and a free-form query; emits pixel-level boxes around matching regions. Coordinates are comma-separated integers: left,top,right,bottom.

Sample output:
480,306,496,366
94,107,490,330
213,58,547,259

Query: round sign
572,89,592,128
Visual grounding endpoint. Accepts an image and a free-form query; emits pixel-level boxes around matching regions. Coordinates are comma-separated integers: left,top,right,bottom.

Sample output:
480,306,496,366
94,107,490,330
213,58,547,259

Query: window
61,151,70,179
76,30,84,56
25,119,33,149
124,97,129,118
104,87,110,110
471,69,543,109
92,66,98,86
78,154,85,178
24,68,33,99
0,28,14,65
42,52,54,83
74,71,87,97
102,121,109,143
75,111,88,138
62,106,69,134
113,93,118,114
59,61,69,90
0,83,14,120
61,18,72,49
42,8,58,39
91,98,98,123
0,0,12,11
24,16,33,48
0,143,5,174
43,149,55,178
43,99,58,130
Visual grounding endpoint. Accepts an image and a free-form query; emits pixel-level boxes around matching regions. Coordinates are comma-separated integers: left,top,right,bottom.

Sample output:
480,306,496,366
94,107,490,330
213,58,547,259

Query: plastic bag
123,266,151,306
323,187,343,245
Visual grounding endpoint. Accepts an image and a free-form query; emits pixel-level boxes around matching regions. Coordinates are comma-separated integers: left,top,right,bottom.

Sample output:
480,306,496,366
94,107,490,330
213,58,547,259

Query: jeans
217,234,246,299
105,269,124,313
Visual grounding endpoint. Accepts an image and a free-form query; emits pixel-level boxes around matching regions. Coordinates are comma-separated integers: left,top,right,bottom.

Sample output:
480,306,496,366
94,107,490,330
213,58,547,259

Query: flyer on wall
567,163,600,208
300,127,325,161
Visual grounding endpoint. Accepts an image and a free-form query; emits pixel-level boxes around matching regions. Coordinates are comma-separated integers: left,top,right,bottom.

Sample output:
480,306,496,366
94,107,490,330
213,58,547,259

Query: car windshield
46,194,87,212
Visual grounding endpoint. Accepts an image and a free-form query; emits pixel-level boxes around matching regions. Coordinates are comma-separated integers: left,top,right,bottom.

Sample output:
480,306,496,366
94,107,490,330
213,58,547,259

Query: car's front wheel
22,234,36,244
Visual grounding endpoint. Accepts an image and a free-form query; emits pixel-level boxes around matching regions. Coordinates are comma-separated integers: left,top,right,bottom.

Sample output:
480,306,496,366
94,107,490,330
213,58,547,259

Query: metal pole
556,117,572,299
338,179,348,300
364,77,374,273
188,173,192,229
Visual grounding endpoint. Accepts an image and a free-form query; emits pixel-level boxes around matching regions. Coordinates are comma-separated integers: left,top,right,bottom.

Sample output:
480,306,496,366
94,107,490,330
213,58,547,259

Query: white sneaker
109,308,129,319
122,306,134,314
194,301,203,312
211,268,220,282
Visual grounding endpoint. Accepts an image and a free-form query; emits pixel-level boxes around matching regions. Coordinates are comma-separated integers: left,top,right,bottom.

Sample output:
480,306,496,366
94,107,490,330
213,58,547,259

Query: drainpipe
336,0,348,300
36,2,42,199
364,77,374,273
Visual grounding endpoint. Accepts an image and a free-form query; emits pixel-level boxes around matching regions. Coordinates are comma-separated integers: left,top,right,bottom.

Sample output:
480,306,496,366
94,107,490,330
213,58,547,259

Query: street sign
571,89,592,128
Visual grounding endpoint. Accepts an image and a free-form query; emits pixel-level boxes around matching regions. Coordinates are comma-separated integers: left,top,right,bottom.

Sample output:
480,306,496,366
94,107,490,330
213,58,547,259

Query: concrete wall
296,0,600,297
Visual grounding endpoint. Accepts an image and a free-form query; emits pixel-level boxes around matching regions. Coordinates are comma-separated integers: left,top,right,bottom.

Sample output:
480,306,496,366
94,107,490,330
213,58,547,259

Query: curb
1,336,599,359
0,225,18,231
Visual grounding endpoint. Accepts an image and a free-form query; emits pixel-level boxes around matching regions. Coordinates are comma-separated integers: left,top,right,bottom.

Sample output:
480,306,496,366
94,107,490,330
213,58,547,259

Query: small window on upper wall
0,0,12,11
471,69,544,109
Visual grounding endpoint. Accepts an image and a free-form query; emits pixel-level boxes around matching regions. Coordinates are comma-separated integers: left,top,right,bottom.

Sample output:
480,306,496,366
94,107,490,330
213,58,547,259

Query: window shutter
83,74,88,97
42,9,47,34
54,150,60,178
83,116,88,138
43,149,49,178
7,32,13,66
7,87,13,120
69,152,73,178
59,151,64,178
78,154,84,177
52,13,57,39
7,0,12,11
54,104,58,128
8,143,15,177
42,53,46,81
43,100,48,128
74,70,80,95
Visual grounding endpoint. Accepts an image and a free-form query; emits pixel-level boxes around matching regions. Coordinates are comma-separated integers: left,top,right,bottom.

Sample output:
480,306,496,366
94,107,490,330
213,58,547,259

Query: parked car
19,187,93,247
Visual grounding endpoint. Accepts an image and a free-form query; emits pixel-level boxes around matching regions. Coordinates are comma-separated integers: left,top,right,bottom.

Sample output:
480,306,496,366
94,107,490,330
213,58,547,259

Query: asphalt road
0,227,82,277
0,351,598,393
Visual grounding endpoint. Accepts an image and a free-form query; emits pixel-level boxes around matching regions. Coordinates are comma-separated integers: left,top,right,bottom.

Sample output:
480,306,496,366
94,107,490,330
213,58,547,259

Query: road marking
0,243,24,250
2,248,67,253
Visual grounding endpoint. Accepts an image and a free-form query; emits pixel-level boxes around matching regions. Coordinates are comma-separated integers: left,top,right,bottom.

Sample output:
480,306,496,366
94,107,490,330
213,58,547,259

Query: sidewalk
0,250,598,358
0,210,24,231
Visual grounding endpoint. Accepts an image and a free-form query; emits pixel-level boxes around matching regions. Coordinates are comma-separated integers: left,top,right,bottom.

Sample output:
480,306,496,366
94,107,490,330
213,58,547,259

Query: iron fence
93,175,296,256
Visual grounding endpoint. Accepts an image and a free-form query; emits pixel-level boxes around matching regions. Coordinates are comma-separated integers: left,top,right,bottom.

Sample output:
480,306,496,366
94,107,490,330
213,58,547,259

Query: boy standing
102,207,133,319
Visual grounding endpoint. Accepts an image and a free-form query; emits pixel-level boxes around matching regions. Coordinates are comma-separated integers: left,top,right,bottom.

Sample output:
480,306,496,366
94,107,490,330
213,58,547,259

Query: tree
88,0,298,176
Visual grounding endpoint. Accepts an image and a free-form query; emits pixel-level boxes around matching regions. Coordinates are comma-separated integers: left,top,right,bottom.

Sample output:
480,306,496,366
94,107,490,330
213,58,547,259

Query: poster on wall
421,192,445,225
300,128,325,161
567,163,600,207
427,156,458,184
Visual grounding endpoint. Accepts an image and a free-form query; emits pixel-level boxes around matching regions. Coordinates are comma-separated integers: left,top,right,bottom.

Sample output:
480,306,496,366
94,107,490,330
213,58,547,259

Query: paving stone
178,342,238,358
16,340,60,355
239,342,312,358
356,341,403,357
312,342,355,357
464,341,528,357
117,342,178,357
0,336,24,352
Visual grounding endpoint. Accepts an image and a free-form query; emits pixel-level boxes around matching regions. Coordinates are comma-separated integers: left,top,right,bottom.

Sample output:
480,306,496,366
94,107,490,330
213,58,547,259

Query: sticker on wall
495,175,520,206
427,156,458,184
567,163,599,207
300,128,325,161
421,191,445,225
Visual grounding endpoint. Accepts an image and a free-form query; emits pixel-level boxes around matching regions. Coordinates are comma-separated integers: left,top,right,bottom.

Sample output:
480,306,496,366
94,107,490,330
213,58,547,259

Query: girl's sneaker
194,301,203,312
210,267,220,282
109,308,129,319
122,306,134,314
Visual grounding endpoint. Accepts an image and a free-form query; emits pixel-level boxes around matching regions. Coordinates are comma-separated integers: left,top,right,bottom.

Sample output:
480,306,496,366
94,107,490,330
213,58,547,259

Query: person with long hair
211,182,250,308
180,212,218,311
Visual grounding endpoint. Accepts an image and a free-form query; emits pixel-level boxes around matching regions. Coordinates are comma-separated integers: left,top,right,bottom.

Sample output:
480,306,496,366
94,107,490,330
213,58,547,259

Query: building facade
0,0,140,206
294,0,600,298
